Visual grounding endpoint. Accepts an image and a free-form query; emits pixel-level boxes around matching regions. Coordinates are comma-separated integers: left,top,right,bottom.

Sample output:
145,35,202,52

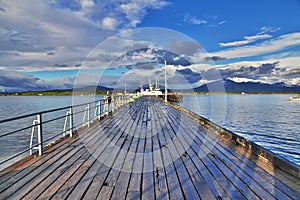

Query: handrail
0,95,130,168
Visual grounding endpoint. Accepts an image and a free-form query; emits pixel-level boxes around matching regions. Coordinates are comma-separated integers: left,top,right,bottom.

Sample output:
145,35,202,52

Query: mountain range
193,79,300,93
1,79,300,94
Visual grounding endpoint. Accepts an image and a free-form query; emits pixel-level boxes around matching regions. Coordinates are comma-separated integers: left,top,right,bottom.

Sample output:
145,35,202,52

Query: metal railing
0,95,130,167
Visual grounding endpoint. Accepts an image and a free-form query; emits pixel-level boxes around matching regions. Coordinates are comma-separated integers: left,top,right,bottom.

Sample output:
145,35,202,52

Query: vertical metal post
100,100,103,117
69,107,73,137
87,103,90,127
111,97,114,112
105,98,109,116
37,113,43,156
30,119,38,155
164,58,167,103
97,101,101,119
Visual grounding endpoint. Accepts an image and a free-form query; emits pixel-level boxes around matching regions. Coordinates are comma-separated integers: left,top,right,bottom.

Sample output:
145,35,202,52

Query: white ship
290,94,300,101
140,78,163,97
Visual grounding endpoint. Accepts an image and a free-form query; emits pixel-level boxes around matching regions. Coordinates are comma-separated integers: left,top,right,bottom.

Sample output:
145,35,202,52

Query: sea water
0,94,299,169
179,94,300,166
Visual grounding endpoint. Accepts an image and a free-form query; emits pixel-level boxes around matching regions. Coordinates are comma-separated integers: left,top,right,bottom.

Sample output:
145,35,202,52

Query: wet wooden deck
0,96,299,199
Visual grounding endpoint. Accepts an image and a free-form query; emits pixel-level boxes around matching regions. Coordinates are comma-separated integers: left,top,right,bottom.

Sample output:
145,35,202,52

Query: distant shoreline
0,90,298,96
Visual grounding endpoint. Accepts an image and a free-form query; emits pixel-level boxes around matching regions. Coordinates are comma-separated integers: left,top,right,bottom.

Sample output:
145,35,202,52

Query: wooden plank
0,114,113,193
0,144,78,199
78,106,135,200
216,138,300,199
165,108,224,199
82,165,110,200
182,157,216,200
22,148,89,200
155,105,184,200
38,105,132,200
0,133,73,183
199,134,284,199
84,104,142,200
127,100,148,198
110,105,142,200
151,103,169,200
162,111,201,200
33,150,90,200
0,137,76,191
164,105,243,199
177,110,294,200
166,111,218,200
174,114,258,199
96,136,130,198
142,100,155,200
126,191,140,200
0,97,299,200
0,100,130,198
169,102,300,198
96,186,114,200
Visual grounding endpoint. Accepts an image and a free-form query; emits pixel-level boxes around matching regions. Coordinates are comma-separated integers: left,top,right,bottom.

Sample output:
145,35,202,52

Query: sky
0,0,300,92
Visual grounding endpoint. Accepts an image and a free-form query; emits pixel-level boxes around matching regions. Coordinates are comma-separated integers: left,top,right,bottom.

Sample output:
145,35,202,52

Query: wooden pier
0,97,299,199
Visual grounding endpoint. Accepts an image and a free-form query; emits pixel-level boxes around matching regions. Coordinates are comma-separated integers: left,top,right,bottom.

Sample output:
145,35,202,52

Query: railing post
95,101,101,120
87,103,90,127
111,96,114,112
105,98,109,116
69,107,73,137
30,119,38,155
37,113,43,156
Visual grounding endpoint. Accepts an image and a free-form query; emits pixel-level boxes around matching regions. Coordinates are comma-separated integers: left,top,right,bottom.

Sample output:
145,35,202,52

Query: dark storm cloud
203,56,226,62
176,68,202,83
0,6,6,12
257,62,280,74
0,70,46,90
54,64,68,68
123,65,134,70
280,67,300,79
154,50,191,66
201,68,222,81
47,52,55,56
216,62,280,80
135,62,156,70
168,40,202,56
124,43,151,53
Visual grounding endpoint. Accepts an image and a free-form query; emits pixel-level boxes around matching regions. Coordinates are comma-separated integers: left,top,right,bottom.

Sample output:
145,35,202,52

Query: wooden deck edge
169,103,300,181
0,105,120,175
0,133,75,175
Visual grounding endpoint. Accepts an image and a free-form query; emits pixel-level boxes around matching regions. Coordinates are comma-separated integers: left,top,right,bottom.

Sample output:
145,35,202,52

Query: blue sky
0,0,300,91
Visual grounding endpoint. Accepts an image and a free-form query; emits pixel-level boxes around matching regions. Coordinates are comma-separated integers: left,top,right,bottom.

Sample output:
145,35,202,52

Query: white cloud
101,17,118,30
228,77,265,83
259,26,281,34
184,14,207,25
118,0,170,27
212,32,300,59
218,20,226,25
219,34,272,47
0,0,171,71
286,77,300,85
80,0,95,10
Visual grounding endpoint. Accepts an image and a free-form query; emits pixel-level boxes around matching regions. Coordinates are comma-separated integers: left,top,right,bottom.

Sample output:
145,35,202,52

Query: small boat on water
289,94,300,101
135,78,183,102
140,78,163,97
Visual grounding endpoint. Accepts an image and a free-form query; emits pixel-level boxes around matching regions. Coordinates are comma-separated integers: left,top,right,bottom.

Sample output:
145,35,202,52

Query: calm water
0,96,100,170
0,94,299,169
179,94,300,166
